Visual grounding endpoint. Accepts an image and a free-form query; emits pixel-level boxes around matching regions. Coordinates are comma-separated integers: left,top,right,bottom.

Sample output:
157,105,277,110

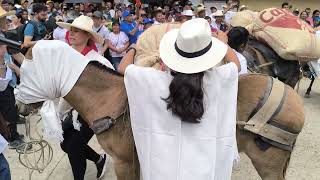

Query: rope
16,112,54,180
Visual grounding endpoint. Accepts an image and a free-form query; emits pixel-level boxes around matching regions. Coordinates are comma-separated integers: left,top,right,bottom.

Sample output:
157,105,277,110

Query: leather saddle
244,38,300,83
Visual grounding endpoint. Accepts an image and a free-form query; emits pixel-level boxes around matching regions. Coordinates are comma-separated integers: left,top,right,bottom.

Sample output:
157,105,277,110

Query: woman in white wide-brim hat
56,15,113,68
56,15,112,180
118,18,240,180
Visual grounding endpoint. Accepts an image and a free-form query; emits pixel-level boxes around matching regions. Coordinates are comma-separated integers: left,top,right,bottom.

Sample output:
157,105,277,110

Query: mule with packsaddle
15,23,305,180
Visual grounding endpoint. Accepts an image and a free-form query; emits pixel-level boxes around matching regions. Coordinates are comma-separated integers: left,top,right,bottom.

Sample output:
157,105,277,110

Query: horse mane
87,61,123,77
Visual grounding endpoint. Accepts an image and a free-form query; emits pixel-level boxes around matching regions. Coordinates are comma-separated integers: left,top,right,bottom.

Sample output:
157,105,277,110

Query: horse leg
113,157,140,180
237,129,291,180
305,75,315,97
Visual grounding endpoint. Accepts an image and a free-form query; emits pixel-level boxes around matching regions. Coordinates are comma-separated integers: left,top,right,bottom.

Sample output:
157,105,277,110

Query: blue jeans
110,57,123,70
0,154,11,180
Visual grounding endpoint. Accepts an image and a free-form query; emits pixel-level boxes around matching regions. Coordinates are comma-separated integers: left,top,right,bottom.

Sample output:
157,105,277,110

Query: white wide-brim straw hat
56,15,104,44
159,18,228,74
182,10,194,17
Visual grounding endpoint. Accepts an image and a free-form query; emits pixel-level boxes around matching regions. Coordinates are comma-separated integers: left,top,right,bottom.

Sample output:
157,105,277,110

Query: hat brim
56,22,104,44
0,10,15,18
159,29,228,74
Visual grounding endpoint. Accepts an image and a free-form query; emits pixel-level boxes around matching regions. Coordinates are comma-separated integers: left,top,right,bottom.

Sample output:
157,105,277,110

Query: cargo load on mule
231,8,320,61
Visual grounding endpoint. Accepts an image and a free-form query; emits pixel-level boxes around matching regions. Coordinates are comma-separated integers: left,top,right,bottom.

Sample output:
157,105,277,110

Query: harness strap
244,78,285,134
258,123,298,146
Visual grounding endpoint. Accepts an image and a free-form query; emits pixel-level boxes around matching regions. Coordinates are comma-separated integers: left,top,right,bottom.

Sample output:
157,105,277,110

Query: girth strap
244,78,285,133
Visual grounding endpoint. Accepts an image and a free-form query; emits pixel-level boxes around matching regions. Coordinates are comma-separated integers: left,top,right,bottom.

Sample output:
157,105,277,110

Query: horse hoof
304,94,311,98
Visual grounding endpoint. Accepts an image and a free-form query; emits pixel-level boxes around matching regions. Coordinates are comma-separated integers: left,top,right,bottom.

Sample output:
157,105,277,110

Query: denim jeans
110,57,123,70
0,154,11,180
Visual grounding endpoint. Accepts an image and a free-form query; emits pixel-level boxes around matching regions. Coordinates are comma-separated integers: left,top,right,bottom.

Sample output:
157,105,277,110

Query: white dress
124,63,239,180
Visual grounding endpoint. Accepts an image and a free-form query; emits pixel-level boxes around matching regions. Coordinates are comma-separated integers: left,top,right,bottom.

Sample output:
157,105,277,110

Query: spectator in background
53,16,67,42
281,2,290,10
184,1,193,11
165,12,174,22
1,0,9,12
164,4,170,13
300,11,311,25
21,9,29,22
120,10,142,44
196,4,206,18
313,10,320,27
305,8,314,27
9,12,25,30
114,9,122,23
153,9,165,25
211,10,227,32
224,0,239,25
92,11,109,55
210,6,217,14
143,18,153,30
181,10,193,23
293,9,300,16
107,21,129,70
21,0,28,11
23,3,50,48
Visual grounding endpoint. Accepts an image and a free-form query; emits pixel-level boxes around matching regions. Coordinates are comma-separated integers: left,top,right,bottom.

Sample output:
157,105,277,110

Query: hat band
175,41,212,58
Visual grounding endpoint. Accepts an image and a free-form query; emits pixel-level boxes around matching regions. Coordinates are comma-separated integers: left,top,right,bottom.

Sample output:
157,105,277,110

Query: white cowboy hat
159,18,228,74
213,10,224,17
182,10,194,17
0,6,15,19
56,15,104,44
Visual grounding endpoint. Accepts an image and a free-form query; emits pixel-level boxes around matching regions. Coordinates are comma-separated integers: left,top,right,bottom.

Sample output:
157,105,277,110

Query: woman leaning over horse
118,18,241,180
55,15,113,180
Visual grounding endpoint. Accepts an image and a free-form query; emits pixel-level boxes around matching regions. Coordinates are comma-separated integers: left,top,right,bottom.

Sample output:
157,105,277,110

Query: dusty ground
5,78,320,180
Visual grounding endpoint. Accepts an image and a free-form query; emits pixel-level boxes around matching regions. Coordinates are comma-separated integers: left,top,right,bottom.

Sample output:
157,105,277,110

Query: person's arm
128,25,139,36
23,23,37,48
8,63,20,77
11,53,25,64
215,31,241,71
119,41,130,52
101,39,109,54
118,46,136,75
107,39,119,52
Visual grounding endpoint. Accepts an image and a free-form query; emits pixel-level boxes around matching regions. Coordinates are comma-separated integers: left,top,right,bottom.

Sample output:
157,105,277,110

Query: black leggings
0,86,20,141
60,116,100,180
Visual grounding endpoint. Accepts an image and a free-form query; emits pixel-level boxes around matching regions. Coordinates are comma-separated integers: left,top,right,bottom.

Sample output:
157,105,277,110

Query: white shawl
16,40,91,141
124,63,239,180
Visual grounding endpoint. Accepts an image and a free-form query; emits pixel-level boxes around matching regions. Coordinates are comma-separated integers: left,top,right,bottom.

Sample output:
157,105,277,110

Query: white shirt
93,25,110,54
234,50,248,75
124,63,239,180
107,31,129,57
53,27,67,43
0,66,12,91
153,20,161,25
0,134,8,154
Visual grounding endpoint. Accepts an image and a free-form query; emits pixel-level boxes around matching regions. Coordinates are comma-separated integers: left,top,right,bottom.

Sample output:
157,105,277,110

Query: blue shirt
24,20,47,40
120,21,142,44
4,53,17,88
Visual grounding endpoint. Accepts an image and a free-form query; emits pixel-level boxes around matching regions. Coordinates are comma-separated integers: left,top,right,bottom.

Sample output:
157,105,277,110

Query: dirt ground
6,78,320,180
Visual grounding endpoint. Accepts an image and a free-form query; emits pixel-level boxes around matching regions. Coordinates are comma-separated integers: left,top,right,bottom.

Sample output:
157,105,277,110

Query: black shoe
9,138,32,151
96,154,108,179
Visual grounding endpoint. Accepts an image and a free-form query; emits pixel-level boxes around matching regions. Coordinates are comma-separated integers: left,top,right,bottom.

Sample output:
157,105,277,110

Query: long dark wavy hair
163,71,205,123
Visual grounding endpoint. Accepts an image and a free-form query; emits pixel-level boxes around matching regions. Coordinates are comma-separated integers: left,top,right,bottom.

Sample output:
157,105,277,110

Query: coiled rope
16,112,53,180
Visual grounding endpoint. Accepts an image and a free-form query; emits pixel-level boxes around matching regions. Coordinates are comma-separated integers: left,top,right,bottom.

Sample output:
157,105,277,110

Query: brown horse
17,60,304,180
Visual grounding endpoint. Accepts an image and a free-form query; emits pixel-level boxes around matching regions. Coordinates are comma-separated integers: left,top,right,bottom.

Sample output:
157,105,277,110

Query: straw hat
56,15,103,44
182,10,194,17
159,18,227,74
0,6,15,19
213,10,224,17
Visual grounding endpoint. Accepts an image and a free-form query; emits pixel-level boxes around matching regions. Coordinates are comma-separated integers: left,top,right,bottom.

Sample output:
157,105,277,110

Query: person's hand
216,31,228,44
8,63,19,72
137,17,143,25
43,34,51,40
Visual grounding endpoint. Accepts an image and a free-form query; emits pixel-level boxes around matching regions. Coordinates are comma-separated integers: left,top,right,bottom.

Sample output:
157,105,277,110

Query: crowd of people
0,0,319,180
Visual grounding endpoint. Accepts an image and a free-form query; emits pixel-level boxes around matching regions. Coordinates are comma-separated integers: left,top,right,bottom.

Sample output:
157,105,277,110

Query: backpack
5,21,39,54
